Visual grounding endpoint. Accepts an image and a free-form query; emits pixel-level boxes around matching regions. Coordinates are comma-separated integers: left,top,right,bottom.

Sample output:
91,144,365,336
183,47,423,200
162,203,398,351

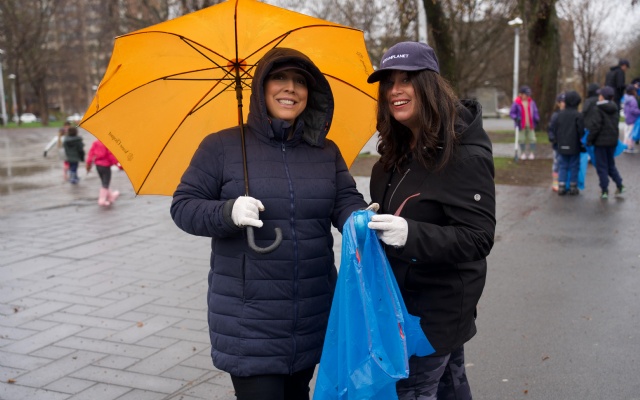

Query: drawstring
387,168,411,211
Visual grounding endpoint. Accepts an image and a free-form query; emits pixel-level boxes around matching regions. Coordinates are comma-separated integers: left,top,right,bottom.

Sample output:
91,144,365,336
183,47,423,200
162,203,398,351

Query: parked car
12,113,38,123
66,113,83,123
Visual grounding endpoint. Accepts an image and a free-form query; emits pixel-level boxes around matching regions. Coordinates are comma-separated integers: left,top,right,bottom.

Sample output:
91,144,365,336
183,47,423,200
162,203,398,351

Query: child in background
623,84,640,153
510,85,540,160
585,86,624,199
549,91,584,196
547,92,565,191
86,140,121,206
62,127,85,184
44,121,71,181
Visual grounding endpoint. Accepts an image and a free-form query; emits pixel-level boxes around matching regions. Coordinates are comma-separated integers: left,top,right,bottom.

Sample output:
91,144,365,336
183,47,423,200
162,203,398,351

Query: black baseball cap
597,86,614,99
619,59,630,68
519,86,532,96
367,42,440,83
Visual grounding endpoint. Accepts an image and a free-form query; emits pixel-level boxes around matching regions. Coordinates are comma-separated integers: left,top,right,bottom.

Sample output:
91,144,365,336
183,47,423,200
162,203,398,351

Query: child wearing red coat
86,140,121,206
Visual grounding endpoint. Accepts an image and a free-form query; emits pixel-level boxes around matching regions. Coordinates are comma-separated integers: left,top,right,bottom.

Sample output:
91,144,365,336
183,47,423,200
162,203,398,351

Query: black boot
569,183,579,195
558,182,567,196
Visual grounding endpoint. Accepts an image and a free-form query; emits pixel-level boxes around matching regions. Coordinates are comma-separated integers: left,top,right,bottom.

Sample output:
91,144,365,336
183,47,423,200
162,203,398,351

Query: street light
0,49,8,126
508,17,523,161
8,74,16,121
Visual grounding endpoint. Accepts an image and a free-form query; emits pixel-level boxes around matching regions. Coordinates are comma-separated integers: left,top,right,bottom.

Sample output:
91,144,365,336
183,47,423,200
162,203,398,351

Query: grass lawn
487,129,550,145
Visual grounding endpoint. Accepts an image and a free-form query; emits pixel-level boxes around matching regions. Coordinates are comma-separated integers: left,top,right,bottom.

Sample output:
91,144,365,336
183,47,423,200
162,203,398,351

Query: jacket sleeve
586,109,602,145
509,102,519,123
630,98,640,118
532,101,540,127
548,112,558,143
329,142,367,232
170,133,240,238
394,155,496,264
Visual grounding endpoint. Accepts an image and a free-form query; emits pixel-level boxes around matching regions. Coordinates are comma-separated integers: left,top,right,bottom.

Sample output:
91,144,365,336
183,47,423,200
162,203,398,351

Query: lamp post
0,49,8,126
508,17,523,161
8,74,16,121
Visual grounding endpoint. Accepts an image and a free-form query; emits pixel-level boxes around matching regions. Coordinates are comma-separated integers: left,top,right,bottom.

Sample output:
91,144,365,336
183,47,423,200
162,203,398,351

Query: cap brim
367,66,430,83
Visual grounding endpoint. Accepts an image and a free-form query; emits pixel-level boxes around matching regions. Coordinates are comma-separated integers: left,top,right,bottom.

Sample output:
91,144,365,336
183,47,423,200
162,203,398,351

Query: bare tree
421,0,518,96
274,0,417,67
0,0,62,125
558,0,612,98
522,0,560,130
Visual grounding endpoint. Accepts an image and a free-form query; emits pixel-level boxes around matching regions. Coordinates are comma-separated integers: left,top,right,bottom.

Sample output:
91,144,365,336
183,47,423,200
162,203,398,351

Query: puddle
0,165,51,177
0,182,47,195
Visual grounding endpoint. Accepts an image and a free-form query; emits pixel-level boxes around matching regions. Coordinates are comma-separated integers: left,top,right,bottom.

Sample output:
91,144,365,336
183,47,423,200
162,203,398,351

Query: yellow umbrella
80,0,378,197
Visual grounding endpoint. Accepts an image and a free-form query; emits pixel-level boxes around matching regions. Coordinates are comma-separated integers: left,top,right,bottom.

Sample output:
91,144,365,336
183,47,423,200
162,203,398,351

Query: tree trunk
524,0,560,131
422,0,457,91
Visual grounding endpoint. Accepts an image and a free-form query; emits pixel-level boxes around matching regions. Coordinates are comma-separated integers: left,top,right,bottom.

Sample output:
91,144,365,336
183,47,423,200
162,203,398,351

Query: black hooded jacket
552,91,584,155
605,65,626,106
586,100,620,147
582,83,601,130
369,100,496,356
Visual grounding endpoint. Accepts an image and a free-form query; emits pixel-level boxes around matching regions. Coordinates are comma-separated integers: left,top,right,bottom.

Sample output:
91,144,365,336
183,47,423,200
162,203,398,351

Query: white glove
231,196,264,228
367,214,408,247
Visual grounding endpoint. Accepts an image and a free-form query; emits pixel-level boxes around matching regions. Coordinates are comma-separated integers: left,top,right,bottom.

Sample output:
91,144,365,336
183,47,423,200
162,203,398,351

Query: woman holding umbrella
171,47,366,399
366,42,496,399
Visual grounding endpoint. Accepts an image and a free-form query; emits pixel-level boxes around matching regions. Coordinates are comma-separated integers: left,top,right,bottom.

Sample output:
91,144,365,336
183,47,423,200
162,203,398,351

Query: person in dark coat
550,90,584,196
582,82,600,130
170,47,367,400
586,86,624,199
604,58,630,110
548,92,565,191
365,41,496,400
62,126,85,184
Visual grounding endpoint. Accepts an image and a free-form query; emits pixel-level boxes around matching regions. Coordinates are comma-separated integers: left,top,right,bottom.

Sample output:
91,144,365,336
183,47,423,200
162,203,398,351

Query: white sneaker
520,153,527,160
528,153,535,160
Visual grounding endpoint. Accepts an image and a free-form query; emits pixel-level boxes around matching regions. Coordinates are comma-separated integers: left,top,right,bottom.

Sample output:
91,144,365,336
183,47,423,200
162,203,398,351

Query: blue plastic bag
632,119,640,142
313,210,434,400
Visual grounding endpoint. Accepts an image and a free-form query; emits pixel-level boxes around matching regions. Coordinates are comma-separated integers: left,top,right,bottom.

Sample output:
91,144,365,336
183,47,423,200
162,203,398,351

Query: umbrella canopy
80,0,378,195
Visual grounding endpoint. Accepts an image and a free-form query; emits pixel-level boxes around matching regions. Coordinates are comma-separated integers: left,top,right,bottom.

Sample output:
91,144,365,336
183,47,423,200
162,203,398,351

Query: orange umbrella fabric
80,0,378,195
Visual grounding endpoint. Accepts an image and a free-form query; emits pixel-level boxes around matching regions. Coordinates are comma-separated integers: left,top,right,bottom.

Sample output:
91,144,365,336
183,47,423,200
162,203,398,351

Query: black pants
96,165,112,189
396,346,472,400
594,146,622,192
230,367,315,400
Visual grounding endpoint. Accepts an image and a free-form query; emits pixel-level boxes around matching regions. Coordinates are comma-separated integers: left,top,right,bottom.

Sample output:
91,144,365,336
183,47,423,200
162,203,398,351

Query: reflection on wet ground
0,128,96,195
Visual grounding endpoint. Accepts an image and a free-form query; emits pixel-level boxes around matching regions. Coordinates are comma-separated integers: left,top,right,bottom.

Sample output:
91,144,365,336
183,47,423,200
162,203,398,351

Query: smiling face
264,69,309,125
384,70,420,135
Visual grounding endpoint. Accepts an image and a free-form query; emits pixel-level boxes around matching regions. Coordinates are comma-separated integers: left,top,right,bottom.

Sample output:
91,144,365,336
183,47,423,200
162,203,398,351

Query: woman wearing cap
366,41,496,399
171,47,366,399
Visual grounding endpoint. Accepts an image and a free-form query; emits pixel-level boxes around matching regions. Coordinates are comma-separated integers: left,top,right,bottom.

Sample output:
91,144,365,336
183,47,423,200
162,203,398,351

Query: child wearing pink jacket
85,140,122,206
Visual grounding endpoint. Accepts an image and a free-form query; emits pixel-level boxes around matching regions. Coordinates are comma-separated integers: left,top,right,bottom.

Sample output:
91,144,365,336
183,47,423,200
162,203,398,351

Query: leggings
96,165,112,189
230,366,315,400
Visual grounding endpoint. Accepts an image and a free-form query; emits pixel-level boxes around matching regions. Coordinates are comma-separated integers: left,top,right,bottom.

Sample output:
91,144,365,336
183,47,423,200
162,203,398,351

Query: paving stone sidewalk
0,128,371,400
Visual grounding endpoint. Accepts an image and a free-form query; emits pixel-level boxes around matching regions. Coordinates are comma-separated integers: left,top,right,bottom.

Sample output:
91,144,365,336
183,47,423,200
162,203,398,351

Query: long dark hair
376,69,459,172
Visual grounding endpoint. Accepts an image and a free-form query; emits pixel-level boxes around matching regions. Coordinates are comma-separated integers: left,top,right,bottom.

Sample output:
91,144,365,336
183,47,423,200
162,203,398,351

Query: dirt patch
493,157,553,187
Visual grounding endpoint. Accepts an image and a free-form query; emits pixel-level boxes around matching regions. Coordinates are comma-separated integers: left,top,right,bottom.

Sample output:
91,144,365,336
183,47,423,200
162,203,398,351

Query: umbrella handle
246,226,283,254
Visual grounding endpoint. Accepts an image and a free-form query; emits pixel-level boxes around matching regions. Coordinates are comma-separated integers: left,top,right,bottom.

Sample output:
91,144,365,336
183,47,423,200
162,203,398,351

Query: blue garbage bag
632,119,640,142
313,210,434,400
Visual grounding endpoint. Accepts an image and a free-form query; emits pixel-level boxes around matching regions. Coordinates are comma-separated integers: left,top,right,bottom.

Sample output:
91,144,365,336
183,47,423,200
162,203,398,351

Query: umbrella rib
323,74,378,102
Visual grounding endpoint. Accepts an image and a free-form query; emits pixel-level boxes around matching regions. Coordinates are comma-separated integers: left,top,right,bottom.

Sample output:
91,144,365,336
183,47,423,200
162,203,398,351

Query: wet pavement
1,125,640,399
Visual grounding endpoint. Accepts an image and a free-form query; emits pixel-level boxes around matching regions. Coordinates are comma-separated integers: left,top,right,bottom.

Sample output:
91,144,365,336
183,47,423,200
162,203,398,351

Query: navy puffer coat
170,48,366,377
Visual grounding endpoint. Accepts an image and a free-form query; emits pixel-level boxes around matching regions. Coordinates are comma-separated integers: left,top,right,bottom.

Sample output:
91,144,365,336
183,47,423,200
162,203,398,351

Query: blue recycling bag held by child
313,210,434,400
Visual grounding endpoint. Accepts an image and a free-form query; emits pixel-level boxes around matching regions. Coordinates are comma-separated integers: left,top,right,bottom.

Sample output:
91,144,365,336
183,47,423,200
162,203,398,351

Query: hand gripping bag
313,210,434,400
